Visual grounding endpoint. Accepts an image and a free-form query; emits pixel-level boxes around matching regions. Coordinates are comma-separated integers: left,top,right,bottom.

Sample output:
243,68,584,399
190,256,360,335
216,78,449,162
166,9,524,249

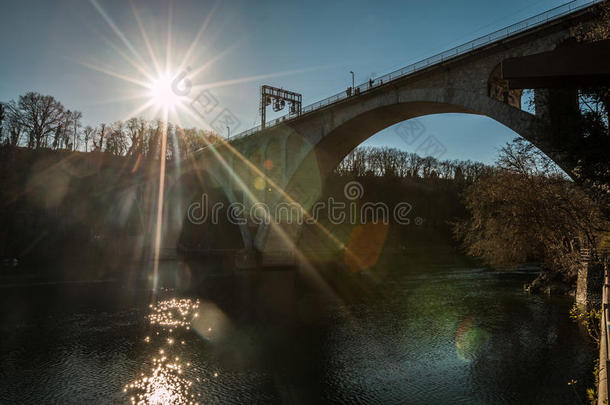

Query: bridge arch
284,89,553,206
204,2,598,261
256,89,560,254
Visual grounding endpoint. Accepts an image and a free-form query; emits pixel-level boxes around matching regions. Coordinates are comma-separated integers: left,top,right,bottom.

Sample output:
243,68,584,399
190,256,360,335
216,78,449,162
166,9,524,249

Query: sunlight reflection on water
124,297,207,404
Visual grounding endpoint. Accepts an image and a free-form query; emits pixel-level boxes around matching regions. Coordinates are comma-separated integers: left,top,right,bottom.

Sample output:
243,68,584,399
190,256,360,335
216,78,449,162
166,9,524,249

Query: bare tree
105,121,127,156
125,117,142,157
82,126,95,152
12,92,65,149
3,101,24,147
93,123,107,151
70,111,82,151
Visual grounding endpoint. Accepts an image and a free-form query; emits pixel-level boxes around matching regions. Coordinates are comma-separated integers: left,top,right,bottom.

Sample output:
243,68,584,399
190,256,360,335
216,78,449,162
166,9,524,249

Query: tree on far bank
454,138,609,282
7,92,65,149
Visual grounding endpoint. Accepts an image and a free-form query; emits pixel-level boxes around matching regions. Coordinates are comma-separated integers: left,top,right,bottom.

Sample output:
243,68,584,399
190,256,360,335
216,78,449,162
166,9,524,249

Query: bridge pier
576,254,604,308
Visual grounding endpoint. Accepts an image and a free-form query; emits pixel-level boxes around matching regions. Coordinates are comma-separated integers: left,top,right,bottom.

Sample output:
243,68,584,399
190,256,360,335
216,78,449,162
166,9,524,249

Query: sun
148,73,181,110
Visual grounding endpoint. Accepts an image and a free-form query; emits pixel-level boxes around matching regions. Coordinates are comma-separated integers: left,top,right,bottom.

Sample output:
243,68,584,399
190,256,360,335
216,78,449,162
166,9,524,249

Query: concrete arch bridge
160,1,607,266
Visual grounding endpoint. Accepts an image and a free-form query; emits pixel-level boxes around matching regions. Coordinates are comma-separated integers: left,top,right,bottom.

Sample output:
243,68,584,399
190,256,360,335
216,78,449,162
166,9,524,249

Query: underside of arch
257,96,557,254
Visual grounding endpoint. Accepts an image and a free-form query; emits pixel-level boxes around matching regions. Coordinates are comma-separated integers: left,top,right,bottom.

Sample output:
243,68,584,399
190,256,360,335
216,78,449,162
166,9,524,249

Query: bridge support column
257,221,300,267
534,88,580,142
576,258,603,308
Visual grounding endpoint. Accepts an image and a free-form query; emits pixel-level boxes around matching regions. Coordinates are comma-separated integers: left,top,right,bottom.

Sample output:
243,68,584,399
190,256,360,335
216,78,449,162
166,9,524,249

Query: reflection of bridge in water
159,0,607,267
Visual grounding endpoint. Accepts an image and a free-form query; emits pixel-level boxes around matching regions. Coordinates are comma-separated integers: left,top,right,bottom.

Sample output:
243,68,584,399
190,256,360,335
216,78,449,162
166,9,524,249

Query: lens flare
455,315,491,362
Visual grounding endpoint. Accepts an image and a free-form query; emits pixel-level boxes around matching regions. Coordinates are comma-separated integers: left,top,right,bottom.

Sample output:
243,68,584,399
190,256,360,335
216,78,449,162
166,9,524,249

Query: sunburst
83,0,352,318
81,0,206,123
147,72,183,110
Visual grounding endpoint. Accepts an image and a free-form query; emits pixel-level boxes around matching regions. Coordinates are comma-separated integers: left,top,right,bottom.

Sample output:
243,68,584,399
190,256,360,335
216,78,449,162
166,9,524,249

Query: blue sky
0,0,577,163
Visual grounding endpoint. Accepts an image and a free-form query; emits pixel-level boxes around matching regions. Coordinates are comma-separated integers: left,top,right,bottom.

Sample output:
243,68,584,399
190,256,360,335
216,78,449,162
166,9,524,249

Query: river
0,258,596,404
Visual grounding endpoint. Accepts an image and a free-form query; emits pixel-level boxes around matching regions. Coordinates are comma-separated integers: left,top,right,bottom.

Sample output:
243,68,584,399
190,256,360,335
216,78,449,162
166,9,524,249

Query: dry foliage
454,139,608,279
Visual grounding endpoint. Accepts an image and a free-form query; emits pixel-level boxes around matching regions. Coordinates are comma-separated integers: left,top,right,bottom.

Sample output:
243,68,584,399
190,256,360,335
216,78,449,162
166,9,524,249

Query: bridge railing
229,0,602,141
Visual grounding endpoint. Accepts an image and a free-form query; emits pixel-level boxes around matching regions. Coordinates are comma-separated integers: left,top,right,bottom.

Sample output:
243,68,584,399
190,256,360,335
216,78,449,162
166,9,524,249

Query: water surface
0,260,595,404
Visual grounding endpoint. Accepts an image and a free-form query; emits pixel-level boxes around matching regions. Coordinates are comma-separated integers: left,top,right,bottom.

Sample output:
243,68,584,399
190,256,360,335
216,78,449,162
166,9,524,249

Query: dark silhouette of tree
0,91,221,162
69,110,83,151
336,146,490,182
4,106,24,147
125,117,144,157
82,126,95,152
51,124,63,149
93,123,107,151
7,92,65,149
105,121,128,156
